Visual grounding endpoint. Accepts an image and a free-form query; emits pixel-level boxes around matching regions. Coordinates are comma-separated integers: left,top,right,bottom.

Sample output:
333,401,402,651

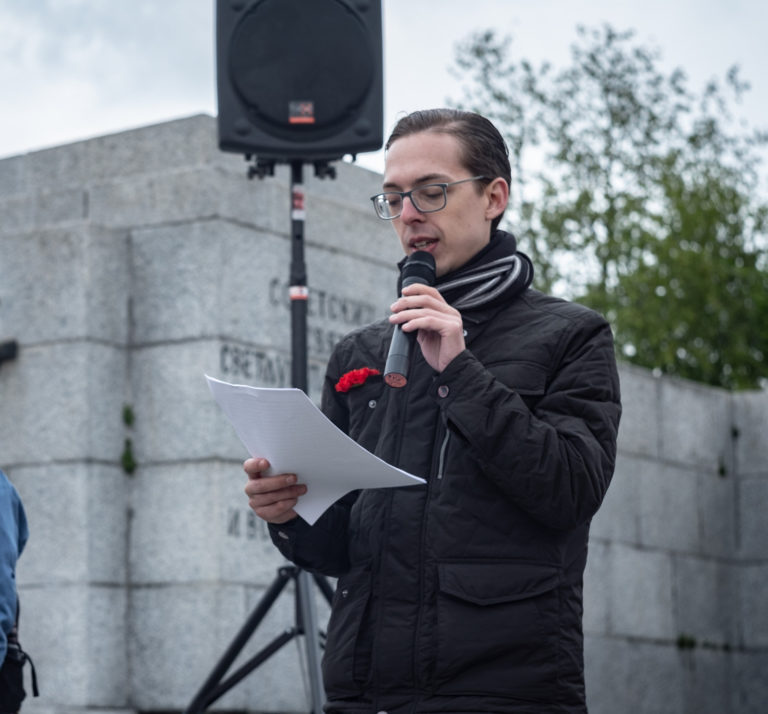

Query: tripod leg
296,569,326,714
204,626,299,706
184,566,294,714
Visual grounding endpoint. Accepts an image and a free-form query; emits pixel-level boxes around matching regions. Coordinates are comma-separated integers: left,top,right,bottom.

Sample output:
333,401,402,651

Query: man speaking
244,108,621,713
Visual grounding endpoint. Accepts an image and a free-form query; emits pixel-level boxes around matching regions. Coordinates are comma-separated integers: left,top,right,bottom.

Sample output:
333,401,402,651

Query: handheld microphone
384,251,436,388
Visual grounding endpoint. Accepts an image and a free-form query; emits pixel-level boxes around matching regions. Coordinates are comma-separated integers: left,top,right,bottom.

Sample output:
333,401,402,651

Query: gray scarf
433,230,534,311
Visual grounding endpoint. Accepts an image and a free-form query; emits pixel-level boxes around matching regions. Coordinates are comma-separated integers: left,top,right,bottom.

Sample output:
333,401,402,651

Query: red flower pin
335,367,381,393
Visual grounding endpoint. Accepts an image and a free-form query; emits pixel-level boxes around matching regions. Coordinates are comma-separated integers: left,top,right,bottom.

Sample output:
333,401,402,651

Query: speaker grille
229,0,374,141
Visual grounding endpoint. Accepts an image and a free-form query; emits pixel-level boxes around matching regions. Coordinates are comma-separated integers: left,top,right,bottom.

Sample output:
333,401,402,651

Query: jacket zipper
412,412,449,691
437,413,450,480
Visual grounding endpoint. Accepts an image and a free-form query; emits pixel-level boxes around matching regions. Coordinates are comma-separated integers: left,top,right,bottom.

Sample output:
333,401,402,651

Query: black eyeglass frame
370,175,487,220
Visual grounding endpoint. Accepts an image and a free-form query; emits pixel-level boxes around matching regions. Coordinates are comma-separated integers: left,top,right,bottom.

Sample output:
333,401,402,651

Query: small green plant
121,438,136,475
121,404,137,474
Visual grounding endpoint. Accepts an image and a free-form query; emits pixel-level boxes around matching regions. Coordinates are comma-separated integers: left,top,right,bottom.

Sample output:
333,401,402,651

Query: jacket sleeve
267,347,356,577
433,310,621,530
0,475,27,665
267,494,354,577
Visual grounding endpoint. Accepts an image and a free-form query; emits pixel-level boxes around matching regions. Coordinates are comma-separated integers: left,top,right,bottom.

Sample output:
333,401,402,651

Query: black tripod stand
185,158,337,714
184,565,334,713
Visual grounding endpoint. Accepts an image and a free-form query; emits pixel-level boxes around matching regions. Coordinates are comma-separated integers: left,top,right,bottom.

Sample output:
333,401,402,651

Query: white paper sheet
206,375,425,525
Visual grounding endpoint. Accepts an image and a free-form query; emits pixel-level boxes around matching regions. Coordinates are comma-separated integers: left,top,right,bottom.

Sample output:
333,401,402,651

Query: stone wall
0,115,765,714
585,366,768,713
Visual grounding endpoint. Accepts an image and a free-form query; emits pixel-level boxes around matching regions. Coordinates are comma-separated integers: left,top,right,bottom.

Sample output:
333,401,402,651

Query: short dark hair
385,108,511,231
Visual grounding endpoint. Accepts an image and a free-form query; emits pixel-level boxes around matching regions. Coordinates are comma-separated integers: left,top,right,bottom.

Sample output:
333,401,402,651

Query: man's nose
399,195,423,222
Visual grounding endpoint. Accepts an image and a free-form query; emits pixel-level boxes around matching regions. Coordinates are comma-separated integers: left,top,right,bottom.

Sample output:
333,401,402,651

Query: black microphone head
401,250,436,288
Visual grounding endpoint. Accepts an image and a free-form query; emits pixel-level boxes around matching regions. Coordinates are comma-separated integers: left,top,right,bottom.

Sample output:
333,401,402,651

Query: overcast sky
1,0,766,174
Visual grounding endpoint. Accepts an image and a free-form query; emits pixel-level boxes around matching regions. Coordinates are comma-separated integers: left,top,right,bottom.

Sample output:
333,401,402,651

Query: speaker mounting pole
184,157,336,714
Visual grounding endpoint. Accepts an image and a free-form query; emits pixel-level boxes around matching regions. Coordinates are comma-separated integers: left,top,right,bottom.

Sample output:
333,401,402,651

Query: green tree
451,25,768,389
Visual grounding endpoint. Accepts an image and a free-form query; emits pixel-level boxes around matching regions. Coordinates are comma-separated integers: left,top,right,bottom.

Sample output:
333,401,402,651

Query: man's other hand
244,457,307,524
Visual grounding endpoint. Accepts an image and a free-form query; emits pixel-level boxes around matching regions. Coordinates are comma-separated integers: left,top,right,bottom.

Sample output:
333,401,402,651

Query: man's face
382,131,505,277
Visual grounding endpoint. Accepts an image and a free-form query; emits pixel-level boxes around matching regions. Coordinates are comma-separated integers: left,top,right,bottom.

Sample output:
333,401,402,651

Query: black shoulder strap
8,594,40,697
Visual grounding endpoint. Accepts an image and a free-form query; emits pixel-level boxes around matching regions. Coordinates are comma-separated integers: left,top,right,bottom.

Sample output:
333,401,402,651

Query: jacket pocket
487,361,548,411
432,561,560,697
487,361,547,394
322,566,374,694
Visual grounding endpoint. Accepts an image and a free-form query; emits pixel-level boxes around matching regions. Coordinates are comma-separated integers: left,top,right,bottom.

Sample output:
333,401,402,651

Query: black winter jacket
270,256,621,713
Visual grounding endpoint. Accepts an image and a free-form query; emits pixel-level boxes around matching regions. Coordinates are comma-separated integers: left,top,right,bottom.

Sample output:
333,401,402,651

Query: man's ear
485,177,509,221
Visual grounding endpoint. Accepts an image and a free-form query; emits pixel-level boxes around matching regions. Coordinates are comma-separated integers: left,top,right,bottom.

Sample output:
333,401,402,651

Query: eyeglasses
370,176,487,220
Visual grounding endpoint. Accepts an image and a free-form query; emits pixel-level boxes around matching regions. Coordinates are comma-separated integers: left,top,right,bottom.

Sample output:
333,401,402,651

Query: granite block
18,584,128,707
637,462,700,552
590,453,642,544
585,635,685,714
697,469,737,559
33,186,88,226
609,544,674,639
130,218,304,347
731,650,768,714
737,477,768,560
22,140,90,192
129,341,250,463
583,541,611,634
130,220,241,344
84,114,220,182
677,646,733,714
0,194,33,235
0,152,27,197
0,342,127,465
658,376,733,471
739,563,768,648
12,463,127,585
615,363,660,458
208,165,292,234
673,555,739,647
89,167,235,229
129,461,287,586
22,115,219,191
732,389,768,477
0,224,129,344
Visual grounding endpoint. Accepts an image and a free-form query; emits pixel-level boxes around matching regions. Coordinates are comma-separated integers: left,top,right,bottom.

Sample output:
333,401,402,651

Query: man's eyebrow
382,173,450,191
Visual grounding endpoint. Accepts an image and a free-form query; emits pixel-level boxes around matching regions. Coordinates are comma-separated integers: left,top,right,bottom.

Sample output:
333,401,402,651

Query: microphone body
384,251,436,388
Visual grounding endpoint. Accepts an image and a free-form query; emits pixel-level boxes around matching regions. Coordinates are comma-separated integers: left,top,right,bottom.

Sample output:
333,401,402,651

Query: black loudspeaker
216,0,383,162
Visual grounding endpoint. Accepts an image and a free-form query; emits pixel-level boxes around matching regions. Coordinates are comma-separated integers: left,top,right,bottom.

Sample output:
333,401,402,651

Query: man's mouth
410,238,438,251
